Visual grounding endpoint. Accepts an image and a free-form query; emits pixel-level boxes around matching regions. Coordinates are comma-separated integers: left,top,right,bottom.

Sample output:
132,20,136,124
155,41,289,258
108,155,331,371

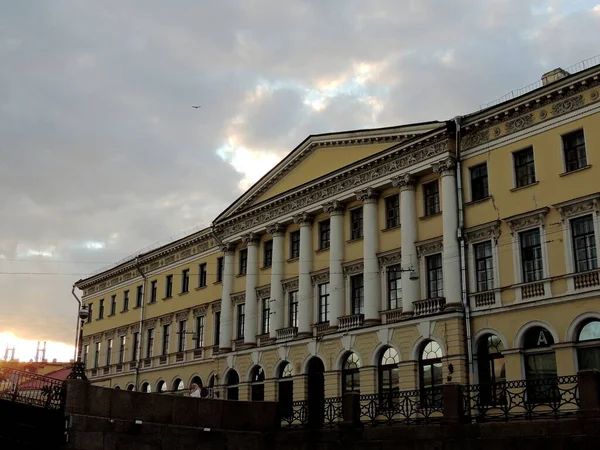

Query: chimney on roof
542,67,570,86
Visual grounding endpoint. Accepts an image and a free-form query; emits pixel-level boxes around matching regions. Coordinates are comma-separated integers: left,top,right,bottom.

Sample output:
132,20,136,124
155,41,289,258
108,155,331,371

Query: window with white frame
474,241,494,292
288,291,298,327
195,315,205,348
571,215,598,272
261,298,271,334
318,283,330,323
520,229,543,282
426,254,443,298
350,274,364,315
562,129,587,172
386,265,402,309
236,303,245,339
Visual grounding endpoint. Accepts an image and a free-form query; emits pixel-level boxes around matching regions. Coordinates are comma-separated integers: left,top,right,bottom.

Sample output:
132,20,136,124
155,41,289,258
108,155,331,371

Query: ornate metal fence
0,367,66,409
280,396,343,428
359,387,444,426
461,375,579,422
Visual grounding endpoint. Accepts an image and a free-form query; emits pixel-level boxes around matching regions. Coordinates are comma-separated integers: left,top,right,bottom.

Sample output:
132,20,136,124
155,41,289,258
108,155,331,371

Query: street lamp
388,265,419,281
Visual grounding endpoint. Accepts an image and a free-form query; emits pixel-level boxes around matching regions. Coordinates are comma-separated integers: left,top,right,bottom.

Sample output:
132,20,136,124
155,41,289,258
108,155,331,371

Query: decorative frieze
505,207,549,235
342,260,364,276
82,336,91,346
293,212,313,226
356,187,378,203
377,249,402,267
552,94,585,116
265,223,285,236
256,286,271,298
464,221,502,244
461,129,489,149
130,324,140,333
117,327,129,336
391,173,416,190
231,292,246,304
505,113,534,134
211,300,221,312
104,330,115,339
323,200,345,215
416,238,443,258
159,315,173,326
310,269,330,285
175,310,190,321
143,318,158,329
432,157,456,177
282,277,299,292
193,305,209,317
555,194,600,220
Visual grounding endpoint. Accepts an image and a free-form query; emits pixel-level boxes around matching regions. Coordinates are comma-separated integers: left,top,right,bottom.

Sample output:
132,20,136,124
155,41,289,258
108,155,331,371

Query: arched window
278,362,294,418
576,320,600,371
522,326,557,403
190,375,203,388
341,352,361,393
173,378,184,391
226,370,239,400
419,341,443,406
156,380,166,393
476,334,506,405
250,366,265,401
126,384,135,391
114,385,121,390
141,382,151,393
378,347,399,405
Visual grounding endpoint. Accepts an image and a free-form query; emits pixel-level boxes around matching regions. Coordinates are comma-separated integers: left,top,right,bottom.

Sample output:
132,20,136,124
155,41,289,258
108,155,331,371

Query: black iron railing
280,397,343,428
0,367,66,409
461,375,579,422
359,387,444,425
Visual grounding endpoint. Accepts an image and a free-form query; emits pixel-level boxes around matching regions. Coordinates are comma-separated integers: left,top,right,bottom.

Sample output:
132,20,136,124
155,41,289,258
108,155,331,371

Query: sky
1,0,599,362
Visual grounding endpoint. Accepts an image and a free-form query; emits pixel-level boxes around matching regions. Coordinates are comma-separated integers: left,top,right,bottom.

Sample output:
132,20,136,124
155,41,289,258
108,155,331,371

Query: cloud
0,0,599,348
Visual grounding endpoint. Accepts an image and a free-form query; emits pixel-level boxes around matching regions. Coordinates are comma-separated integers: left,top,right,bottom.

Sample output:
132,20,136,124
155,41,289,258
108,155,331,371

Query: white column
324,201,345,327
219,244,235,352
356,187,381,324
392,174,419,316
433,157,462,308
267,224,285,339
242,233,259,345
294,212,313,338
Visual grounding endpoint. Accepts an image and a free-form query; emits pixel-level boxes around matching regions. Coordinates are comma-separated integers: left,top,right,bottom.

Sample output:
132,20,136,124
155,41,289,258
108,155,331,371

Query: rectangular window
239,248,248,275
290,230,300,259
288,291,299,328
150,280,157,303
318,283,330,323
94,342,101,368
424,181,440,216
350,207,364,240
263,240,273,267
514,147,536,188
146,328,154,358
195,316,205,348
237,304,245,339
426,254,444,298
572,215,597,272
470,163,489,201
98,299,104,319
177,320,186,353
181,269,190,293
319,220,331,249
520,229,543,282
387,265,402,310
213,312,221,346
165,275,173,298
350,274,364,315
132,332,139,361
563,129,587,172
106,339,113,366
216,257,224,283
83,344,89,366
87,303,93,323
474,241,494,292
198,263,207,287
110,295,116,315
262,298,271,334
118,335,126,364
136,285,143,308
162,324,170,355
386,195,400,228
122,290,129,312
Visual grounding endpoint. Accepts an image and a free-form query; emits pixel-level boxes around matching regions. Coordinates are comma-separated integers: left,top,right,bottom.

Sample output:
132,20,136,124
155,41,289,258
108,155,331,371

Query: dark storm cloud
0,0,599,347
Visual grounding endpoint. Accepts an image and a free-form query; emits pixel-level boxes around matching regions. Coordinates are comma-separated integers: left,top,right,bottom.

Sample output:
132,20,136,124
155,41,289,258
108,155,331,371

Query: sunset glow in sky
0,332,75,363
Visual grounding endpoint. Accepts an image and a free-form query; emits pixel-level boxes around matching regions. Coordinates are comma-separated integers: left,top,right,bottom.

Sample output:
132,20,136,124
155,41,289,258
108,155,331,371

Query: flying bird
192,105,202,109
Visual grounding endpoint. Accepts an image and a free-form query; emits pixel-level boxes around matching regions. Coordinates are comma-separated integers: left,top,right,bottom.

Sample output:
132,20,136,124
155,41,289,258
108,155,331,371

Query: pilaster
219,243,236,352
267,223,285,339
294,212,314,338
324,200,345,327
242,233,260,346
356,187,380,325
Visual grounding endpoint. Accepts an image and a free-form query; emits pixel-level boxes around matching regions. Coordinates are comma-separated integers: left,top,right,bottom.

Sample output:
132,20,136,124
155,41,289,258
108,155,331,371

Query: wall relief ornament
117,327,129,336
391,173,416,190
323,200,345,215
193,305,209,317
93,334,102,344
432,157,456,177
231,292,246,304
461,129,490,149
293,212,313,226
256,286,271,298
130,324,140,333
211,300,221,312
505,113,534,134
356,187,379,203
377,249,402,267
159,315,173,325
82,337,91,346
464,221,501,245
241,232,260,245
104,330,115,339
176,310,190,321
505,208,549,235
265,223,285,236
310,270,330,285
144,318,158,329
282,277,299,292
342,260,364,276
416,239,444,258
591,90,599,101
555,194,600,220
551,94,585,116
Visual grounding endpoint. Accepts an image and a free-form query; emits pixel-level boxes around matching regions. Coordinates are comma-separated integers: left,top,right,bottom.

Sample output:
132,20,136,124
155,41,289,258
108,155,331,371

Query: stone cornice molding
310,269,330,285
214,133,450,239
356,187,379,203
159,315,173,326
377,249,402,267
144,318,158,329
432,156,456,177
193,305,209,317
82,336,91,346
104,330,115,340
464,220,502,245
175,310,189,321
504,207,549,235
92,334,102,344
282,277,299,292
117,327,129,336
391,173,417,190
211,300,221,312
130,324,140,333
231,292,246,305
256,285,271,298
293,212,313,226
416,238,444,258
265,223,285,237
554,193,600,221
323,200,345,216
342,260,364,277
241,232,260,245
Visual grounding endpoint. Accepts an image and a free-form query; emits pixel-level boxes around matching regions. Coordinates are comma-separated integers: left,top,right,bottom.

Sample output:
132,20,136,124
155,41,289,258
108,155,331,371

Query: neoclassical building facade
76,63,600,407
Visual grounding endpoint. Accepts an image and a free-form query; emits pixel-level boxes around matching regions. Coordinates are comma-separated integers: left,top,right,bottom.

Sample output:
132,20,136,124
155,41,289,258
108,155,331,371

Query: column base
443,303,463,312
363,318,381,326
237,342,257,351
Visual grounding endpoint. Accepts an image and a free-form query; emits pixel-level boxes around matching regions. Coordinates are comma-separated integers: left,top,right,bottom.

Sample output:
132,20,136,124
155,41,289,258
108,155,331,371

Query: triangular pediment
215,122,444,223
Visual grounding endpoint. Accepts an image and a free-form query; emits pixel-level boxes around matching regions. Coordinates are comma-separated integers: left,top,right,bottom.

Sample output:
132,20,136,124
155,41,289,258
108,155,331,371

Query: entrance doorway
306,357,325,427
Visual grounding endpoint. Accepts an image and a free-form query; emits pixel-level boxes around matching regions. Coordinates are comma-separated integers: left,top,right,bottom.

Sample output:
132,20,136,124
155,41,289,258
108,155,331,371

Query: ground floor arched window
250,366,265,401
156,380,166,393
278,362,294,418
419,340,443,406
341,352,361,393
141,382,151,393
378,347,399,407
576,320,600,370
476,334,506,405
226,370,239,400
173,378,184,391
126,384,134,391
522,326,557,403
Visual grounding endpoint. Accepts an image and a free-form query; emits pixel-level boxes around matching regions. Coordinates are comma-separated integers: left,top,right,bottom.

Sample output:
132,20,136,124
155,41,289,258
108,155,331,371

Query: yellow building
75,61,600,409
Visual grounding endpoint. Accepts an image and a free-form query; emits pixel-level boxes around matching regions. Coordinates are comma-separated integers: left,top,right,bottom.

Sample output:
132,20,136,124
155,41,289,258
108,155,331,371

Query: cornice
554,193,600,220
377,248,402,267
416,237,443,257
464,220,502,245
310,268,330,285
342,259,364,277
504,207,550,235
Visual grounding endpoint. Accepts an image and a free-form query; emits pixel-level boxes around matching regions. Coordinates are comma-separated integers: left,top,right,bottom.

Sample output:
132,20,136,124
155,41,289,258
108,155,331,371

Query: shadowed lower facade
74,62,600,414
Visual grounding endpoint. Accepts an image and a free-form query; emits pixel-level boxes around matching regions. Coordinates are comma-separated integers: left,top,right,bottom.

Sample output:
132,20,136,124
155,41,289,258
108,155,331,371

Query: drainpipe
134,257,147,391
71,285,82,362
454,116,474,385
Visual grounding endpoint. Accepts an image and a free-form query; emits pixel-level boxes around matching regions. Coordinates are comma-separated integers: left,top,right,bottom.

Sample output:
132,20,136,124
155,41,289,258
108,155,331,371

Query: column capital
391,173,417,191
293,212,313,226
355,187,379,204
323,200,344,216
432,157,456,177
241,232,260,245
221,242,236,255
265,223,285,237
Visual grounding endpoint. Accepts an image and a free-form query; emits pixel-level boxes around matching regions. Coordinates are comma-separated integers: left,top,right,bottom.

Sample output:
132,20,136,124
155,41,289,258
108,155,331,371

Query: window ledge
419,211,442,220
195,286,207,291
133,306,141,310
560,165,591,177
260,265,272,270
120,309,129,314
465,196,491,206
382,225,401,233
162,296,173,301
213,281,222,286
235,274,247,278
286,257,299,263
510,181,539,192
346,237,364,244
315,247,330,254
178,291,189,297
148,300,157,305
107,313,116,317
